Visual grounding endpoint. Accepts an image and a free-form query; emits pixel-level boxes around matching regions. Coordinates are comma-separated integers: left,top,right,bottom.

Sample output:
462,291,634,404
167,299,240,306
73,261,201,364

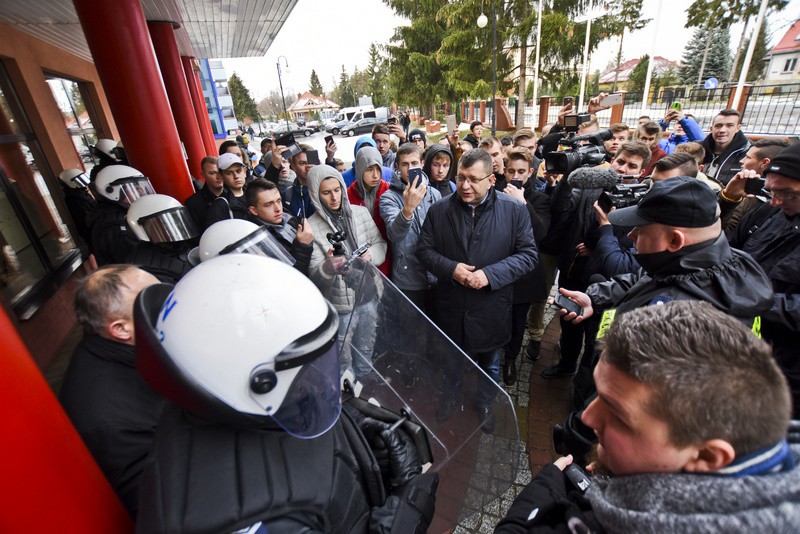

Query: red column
0,307,133,532
182,56,217,156
148,22,206,181
73,0,194,202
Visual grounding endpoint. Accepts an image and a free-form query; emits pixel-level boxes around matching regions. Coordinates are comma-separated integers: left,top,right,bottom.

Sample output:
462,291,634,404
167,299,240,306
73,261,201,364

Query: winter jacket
463,133,481,149
658,116,705,154
347,147,392,276
247,213,313,277
511,182,551,304
417,189,538,352
585,234,773,329
641,145,668,177
341,137,393,187
86,200,137,266
729,204,800,417
205,188,250,226
282,179,316,219
701,130,750,186
59,333,166,517
585,224,639,280
306,165,387,313
126,242,193,284
382,149,396,169
422,144,457,198
184,184,222,232
379,169,442,291
497,445,800,533
62,185,96,245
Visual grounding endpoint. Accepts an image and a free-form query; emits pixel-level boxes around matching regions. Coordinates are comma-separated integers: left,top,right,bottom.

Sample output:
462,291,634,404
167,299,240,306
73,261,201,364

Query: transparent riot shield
313,256,520,531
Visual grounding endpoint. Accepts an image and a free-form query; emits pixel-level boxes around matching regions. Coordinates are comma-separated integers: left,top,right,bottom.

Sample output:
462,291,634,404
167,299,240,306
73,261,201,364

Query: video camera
598,181,649,213
544,120,613,175
327,231,348,256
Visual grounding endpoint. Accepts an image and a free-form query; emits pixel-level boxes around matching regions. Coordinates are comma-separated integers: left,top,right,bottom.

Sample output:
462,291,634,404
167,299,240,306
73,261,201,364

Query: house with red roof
287,92,339,121
764,19,800,84
598,56,680,91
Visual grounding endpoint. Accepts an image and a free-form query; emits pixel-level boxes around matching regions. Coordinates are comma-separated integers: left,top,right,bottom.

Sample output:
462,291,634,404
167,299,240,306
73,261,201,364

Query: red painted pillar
73,0,194,202
148,22,206,180
182,56,217,156
0,307,133,532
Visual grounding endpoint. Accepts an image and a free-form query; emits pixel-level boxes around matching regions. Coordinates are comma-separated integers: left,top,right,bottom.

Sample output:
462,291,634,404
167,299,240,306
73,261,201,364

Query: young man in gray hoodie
497,301,800,532
379,143,442,312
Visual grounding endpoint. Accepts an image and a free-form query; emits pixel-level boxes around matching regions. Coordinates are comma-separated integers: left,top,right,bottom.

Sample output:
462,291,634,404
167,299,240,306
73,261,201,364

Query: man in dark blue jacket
417,149,538,428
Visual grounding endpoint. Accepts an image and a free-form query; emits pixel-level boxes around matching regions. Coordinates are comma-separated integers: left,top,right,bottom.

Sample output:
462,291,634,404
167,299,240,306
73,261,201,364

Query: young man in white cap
206,152,250,225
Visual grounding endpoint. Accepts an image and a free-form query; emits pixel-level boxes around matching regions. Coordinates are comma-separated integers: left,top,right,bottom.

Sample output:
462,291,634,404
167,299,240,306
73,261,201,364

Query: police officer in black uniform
125,194,197,284
134,254,437,533
87,165,155,266
58,169,97,245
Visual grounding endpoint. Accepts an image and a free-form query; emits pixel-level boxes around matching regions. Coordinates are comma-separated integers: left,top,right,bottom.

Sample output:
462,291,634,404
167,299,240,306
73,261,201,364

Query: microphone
568,166,619,191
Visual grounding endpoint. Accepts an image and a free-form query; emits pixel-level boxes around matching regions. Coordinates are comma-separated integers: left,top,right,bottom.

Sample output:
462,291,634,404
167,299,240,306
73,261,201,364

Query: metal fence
741,84,800,135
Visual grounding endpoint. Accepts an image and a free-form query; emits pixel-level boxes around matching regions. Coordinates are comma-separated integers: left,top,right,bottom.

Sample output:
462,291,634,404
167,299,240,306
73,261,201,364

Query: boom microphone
567,166,619,191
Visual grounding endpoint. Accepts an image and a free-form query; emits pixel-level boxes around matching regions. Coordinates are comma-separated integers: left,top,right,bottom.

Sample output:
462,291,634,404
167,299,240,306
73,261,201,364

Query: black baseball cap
765,143,800,181
608,176,720,228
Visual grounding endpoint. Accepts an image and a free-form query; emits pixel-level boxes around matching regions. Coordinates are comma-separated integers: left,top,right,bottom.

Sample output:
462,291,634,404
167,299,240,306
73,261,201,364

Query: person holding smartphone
347,146,391,276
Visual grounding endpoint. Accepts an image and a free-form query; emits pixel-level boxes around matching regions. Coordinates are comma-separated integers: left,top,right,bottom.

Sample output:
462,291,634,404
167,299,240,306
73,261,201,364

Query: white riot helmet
94,165,156,206
59,169,90,189
93,138,119,161
189,219,295,266
126,194,198,243
134,254,341,437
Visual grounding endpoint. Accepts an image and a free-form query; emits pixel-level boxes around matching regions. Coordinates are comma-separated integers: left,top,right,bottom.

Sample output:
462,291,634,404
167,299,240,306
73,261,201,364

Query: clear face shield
112,176,156,207
219,226,296,266
71,172,90,188
138,206,199,243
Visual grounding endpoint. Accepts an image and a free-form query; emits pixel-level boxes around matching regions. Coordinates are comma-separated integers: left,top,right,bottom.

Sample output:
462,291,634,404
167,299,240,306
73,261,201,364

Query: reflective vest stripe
596,309,617,339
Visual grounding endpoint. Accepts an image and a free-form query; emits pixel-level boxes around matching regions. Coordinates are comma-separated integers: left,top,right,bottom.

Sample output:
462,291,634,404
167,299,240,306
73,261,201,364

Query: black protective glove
359,417,421,493
369,472,439,534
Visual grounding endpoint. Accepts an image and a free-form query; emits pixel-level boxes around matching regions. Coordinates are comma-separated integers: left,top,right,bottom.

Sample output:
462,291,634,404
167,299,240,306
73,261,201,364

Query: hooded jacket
423,144,457,198
701,129,751,186
585,234,773,329
306,165,387,312
417,188,538,352
341,137,393,187
496,445,800,533
658,116,705,154
379,168,442,291
347,147,391,276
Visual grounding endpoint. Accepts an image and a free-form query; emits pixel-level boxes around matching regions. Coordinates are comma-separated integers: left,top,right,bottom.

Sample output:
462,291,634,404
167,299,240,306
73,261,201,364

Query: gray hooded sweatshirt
306,165,387,312
354,146,384,218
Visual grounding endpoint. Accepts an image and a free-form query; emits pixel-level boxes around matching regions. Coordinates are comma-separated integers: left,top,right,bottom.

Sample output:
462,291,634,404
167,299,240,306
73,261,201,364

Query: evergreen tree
227,72,261,122
333,65,356,107
309,69,324,96
732,27,770,82
627,55,649,93
679,26,731,84
366,43,388,106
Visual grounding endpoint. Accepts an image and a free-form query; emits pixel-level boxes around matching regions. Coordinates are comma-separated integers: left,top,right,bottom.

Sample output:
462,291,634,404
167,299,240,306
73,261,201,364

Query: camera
544,128,613,175
327,231,348,256
598,182,649,213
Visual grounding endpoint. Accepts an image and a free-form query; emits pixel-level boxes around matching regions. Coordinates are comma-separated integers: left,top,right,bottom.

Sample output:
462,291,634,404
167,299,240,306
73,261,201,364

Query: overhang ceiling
0,0,299,61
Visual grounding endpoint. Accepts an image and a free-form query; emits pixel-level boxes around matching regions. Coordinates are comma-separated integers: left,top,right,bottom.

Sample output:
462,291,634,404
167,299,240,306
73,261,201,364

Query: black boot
503,358,517,386
526,340,541,361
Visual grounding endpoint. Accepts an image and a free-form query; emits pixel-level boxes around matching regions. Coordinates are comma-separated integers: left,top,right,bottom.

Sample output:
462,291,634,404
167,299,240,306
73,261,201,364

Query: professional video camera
327,231,348,256
598,182,649,213
544,118,613,175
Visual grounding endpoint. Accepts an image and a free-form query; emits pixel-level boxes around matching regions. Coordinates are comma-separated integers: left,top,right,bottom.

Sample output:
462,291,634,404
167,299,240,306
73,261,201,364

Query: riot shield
313,256,520,531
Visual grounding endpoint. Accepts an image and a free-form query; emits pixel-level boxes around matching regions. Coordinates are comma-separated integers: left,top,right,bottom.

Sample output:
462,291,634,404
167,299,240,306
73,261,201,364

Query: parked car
340,117,387,137
269,122,313,137
325,119,349,135
306,120,322,132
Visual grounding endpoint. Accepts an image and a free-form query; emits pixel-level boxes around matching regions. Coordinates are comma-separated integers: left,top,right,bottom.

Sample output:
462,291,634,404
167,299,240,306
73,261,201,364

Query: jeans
473,348,503,407
337,300,378,380
526,252,559,341
505,303,532,361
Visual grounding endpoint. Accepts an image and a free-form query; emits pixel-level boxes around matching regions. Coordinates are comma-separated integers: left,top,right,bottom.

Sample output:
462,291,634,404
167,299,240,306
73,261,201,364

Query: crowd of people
54,94,800,531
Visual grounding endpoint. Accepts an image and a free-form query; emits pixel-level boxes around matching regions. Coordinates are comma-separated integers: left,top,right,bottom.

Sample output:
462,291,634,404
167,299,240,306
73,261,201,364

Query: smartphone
744,177,767,195
599,93,624,107
446,114,457,132
275,132,301,159
671,101,682,112
554,294,583,316
510,178,523,189
388,116,398,125
563,96,574,108
306,149,320,166
409,167,423,187
324,134,334,146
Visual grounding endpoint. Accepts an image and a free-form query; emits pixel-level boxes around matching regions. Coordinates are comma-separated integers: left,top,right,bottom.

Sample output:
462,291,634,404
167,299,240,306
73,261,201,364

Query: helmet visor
72,172,90,188
139,206,199,243
260,344,342,439
115,177,156,207
219,226,296,266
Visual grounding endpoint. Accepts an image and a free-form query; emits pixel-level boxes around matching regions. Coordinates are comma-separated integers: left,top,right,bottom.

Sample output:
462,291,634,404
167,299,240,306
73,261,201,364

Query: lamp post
477,1,497,135
276,55,291,129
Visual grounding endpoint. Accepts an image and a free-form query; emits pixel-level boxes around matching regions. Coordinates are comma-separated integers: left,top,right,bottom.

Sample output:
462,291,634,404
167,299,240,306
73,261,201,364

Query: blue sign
704,77,719,90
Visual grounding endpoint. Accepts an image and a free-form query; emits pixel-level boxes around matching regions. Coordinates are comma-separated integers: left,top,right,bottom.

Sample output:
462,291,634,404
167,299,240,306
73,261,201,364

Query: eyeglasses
455,173,492,185
765,189,800,202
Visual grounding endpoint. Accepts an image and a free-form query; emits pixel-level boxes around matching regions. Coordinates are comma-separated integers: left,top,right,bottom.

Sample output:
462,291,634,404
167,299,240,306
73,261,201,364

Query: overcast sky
220,0,800,103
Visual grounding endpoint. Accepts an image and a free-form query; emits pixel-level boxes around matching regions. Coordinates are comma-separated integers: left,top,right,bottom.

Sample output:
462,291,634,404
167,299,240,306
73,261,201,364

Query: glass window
0,62,80,313
45,76,99,173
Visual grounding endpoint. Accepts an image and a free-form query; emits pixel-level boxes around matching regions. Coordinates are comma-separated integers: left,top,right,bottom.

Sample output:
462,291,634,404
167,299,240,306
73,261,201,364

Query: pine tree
365,43,387,106
732,27,770,82
333,65,356,107
309,69,323,96
627,55,649,93
679,26,731,84
227,72,261,122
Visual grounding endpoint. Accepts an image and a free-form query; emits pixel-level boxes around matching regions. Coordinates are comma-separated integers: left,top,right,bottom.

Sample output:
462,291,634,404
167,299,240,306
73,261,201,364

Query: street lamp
477,2,497,135
276,55,291,129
